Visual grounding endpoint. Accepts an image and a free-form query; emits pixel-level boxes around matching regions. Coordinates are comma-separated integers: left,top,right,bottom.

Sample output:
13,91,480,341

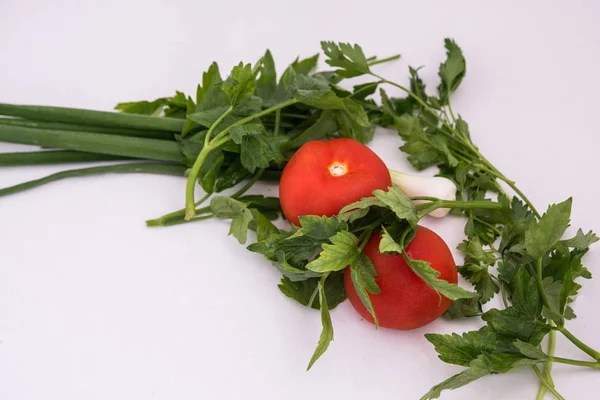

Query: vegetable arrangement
1,39,598,399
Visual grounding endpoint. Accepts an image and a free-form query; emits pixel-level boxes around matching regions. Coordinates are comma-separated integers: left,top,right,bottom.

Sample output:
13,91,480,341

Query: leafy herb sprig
323,39,599,399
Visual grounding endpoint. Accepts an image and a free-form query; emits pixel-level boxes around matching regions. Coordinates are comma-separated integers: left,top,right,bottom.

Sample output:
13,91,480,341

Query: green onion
0,124,184,162
0,162,186,197
0,103,185,132
0,150,134,166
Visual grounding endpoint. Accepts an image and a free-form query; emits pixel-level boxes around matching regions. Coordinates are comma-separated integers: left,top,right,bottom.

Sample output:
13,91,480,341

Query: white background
1,1,599,399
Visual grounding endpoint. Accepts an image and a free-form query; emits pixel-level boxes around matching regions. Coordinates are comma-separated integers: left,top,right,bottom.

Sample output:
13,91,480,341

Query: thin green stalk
559,327,600,361
185,99,299,217
0,124,183,162
534,330,556,400
0,163,186,197
0,103,184,132
230,168,265,198
150,213,216,227
416,200,503,220
549,357,600,369
274,109,281,136
185,146,213,219
0,150,133,166
149,168,265,227
0,117,175,140
211,98,299,145
536,258,552,310
204,107,233,146
367,54,401,67
532,366,565,400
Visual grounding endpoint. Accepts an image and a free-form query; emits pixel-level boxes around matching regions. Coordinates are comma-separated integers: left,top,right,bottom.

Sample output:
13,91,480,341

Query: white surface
1,1,599,399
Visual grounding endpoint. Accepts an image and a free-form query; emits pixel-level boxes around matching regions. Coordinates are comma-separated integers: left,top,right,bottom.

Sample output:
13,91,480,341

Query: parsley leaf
306,231,360,273
372,186,418,225
560,228,599,249
321,41,371,78
425,327,496,367
525,198,572,259
222,62,257,107
437,38,466,104
307,274,334,370
350,253,381,326
298,215,348,240
443,297,483,319
482,307,550,346
199,149,224,193
210,196,253,244
278,271,346,311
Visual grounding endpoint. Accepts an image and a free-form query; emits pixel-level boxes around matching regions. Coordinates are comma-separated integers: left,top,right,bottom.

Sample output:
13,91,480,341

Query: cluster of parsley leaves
372,40,599,399
119,40,599,399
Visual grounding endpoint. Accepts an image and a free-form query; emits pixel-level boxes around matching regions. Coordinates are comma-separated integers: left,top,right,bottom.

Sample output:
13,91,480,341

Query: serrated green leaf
290,110,339,148
278,271,346,311
378,227,404,254
420,356,491,400
373,186,418,225
560,228,599,249
254,210,279,241
223,62,257,107
240,133,287,173
437,38,466,104
321,41,370,78
256,50,277,101
350,253,380,326
513,340,547,360
425,327,496,367
525,198,572,259
512,268,542,318
443,297,483,320
298,215,348,240
306,231,360,273
214,158,252,192
338,196,385,222
292,53,320,74
229,122,266,144
307,274,334,370
457,264,499,304
210,196,253,244
482,307,550,345
403,254,477,301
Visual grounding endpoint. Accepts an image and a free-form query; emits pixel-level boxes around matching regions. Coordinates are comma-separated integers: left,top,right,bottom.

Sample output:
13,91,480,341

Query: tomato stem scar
328,162,347,177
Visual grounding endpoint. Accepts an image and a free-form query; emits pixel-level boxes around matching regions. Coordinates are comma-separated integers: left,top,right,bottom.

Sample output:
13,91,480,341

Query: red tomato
279,138,391,226
344,226,457,330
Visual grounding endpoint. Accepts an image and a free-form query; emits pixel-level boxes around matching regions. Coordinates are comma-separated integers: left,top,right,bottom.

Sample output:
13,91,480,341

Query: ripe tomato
279,138,391,226
344,226,457,330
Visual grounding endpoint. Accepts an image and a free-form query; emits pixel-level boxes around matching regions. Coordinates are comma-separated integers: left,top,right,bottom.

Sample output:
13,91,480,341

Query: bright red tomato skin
344,226,458,330
279,138,391,226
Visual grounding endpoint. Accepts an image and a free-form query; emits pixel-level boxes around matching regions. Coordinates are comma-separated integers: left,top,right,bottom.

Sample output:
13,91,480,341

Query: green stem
0,163,186,197
532,366,565,400
230,168,265,198
367,54,401,67
185,146,213,219
0,124,183,162
185,99,299,218
150,213,215,227
274,109,281,136
205,107,233,146
0,150,133,166
148,168,265,227
211,98,299,145
473,216,503,236
549,356,600,369
0,117,175,140
559,327,600,361
536,258,552,310
0,103,184,132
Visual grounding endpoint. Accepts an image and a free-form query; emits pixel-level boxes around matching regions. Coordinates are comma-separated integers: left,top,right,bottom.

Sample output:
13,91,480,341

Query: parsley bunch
0,39,597,400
